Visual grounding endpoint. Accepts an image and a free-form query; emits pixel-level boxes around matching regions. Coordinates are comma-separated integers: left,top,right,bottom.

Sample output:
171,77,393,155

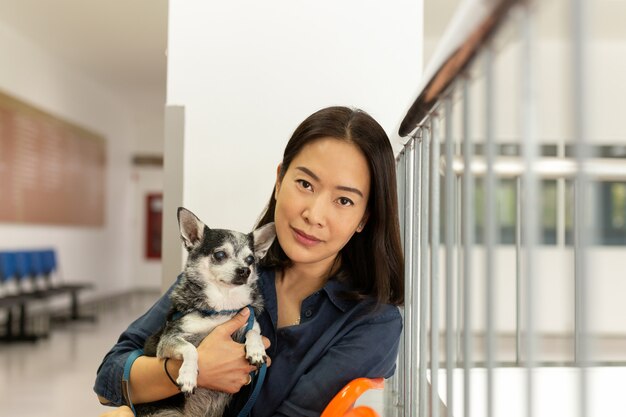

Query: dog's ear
252,222,276,260
177,207,207,251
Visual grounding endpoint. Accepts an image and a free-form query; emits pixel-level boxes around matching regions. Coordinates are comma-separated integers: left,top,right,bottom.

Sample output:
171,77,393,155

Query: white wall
166,0,424,245
0,21,137,295
132,97,166,155
132,167,165,289
131,101,165,290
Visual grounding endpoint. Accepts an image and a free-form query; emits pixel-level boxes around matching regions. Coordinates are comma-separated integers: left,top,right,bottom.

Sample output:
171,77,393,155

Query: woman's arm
126,356,182,404
94,284,174,406
98,406,134,417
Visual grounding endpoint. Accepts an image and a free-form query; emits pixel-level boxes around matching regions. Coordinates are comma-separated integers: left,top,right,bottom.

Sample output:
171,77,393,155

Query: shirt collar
322,277,357,312
258,267,357,313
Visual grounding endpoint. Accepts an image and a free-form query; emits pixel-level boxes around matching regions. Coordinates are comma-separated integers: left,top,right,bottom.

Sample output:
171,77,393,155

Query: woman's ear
356,211,369,233
274,163,283,199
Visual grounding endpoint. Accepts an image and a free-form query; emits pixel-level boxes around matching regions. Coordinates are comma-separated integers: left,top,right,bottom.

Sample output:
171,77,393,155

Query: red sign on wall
146,193,163,259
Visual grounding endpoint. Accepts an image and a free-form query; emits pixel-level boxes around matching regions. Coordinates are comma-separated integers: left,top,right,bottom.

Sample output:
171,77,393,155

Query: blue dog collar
171,308,240,321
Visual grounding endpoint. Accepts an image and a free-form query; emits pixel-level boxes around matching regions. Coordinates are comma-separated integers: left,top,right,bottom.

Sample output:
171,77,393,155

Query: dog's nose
236,267,251,279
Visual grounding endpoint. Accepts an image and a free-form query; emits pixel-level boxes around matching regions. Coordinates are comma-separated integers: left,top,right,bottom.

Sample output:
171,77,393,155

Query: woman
95,106,404,417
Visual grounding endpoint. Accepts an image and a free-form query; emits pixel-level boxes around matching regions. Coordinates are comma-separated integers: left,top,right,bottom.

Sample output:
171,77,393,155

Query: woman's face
274,137,371,271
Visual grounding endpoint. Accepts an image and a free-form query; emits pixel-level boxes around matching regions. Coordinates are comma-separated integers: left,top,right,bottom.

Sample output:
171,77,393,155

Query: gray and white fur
134,207,275,417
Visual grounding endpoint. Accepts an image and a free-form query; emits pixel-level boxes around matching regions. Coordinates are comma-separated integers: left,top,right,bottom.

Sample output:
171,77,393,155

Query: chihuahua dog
135,207,275,417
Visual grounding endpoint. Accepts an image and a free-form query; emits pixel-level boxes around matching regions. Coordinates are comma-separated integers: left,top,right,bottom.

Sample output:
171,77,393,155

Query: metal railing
386,0,606,416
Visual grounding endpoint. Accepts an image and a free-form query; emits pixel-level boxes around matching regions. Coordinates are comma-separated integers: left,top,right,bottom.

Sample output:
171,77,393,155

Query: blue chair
0,252,13,301
25,250,57,293
27,251,43,275
14,251,28,276
38,249,95,322
41,250,56,276
14,251,38,293
0,252,17,285
0,251,40,342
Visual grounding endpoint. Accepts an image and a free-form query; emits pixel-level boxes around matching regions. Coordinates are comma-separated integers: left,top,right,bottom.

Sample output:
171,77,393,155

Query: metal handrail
444,155,626,180
396,0,520,139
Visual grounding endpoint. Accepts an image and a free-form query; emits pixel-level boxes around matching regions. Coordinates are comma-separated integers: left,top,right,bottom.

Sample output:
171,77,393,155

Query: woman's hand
98,406,133,417
196,309,271,394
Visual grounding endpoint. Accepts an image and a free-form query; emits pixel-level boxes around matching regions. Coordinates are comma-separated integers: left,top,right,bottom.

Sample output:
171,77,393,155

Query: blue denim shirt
94,268,402,417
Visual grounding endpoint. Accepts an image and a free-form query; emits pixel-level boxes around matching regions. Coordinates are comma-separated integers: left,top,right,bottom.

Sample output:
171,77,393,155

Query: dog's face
177,207,276,287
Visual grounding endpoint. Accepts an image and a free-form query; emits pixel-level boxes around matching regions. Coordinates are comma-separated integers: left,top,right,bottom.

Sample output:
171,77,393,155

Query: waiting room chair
37,249,95,322
0,251,41,342
321,378,384,417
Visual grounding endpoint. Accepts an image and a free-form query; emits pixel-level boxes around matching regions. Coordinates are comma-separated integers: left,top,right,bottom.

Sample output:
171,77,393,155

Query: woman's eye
213,251,226,261
338,197,354,206
245,255,255,265
297,179,313,190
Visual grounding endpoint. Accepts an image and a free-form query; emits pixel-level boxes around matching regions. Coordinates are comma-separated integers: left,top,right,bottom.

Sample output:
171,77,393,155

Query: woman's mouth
291,227,322,247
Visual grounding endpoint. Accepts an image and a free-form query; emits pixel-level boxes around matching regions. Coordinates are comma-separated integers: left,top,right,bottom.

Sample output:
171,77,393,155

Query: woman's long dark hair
256,106,404,306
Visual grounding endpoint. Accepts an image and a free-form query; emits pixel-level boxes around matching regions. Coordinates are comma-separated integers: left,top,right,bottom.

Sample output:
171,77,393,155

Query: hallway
0,294,159,417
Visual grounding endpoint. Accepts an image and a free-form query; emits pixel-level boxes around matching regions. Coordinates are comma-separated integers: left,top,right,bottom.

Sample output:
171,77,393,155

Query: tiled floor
0,294,160,417
3,295,622,417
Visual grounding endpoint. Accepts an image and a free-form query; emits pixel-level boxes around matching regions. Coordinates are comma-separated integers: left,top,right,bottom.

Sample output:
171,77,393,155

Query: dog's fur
134,207,275,417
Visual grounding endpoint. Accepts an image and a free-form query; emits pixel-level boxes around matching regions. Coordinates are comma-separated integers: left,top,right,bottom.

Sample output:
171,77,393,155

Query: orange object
321,378,385,417
343,406,381,417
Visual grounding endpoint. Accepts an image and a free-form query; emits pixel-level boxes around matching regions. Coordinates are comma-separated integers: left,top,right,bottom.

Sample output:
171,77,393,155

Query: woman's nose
302,197,326,227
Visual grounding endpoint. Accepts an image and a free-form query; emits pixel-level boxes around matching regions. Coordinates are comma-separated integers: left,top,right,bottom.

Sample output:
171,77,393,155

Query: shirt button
304,309,313,318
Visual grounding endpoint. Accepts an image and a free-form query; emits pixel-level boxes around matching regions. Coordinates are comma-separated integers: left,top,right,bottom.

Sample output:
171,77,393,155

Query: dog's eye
213,251,227,261
244,255,255,265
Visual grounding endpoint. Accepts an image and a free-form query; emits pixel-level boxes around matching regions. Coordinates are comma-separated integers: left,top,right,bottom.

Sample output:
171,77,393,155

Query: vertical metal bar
573,185,588,417
393,354,402,416
444,95,455,417
389,343,402,417
419,128,430,417
461,75,474,417
484,43,497,417
394,150,406,417
521,6,538,417
412,135,423,417
391,380,399,417
456,173,463,367
572,0,585,365
515,176,522,366
571,0,589,414
403,140,415,417
573,183,583,357
431,116,441,417
556,143,566,248
398,151,407,249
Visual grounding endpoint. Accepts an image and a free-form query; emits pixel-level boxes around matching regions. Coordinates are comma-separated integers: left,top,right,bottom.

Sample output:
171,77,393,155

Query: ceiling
0,0,168,122
0,0,620,139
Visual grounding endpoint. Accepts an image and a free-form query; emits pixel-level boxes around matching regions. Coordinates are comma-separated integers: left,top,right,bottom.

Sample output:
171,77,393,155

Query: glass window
599,181,626,245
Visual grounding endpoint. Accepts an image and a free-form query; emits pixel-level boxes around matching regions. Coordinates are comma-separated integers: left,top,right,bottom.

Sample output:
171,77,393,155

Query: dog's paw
177,361,199,394
245,342,267,368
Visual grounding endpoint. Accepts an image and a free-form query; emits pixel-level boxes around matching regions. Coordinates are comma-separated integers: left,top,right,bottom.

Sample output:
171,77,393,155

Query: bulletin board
0,90,106,226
